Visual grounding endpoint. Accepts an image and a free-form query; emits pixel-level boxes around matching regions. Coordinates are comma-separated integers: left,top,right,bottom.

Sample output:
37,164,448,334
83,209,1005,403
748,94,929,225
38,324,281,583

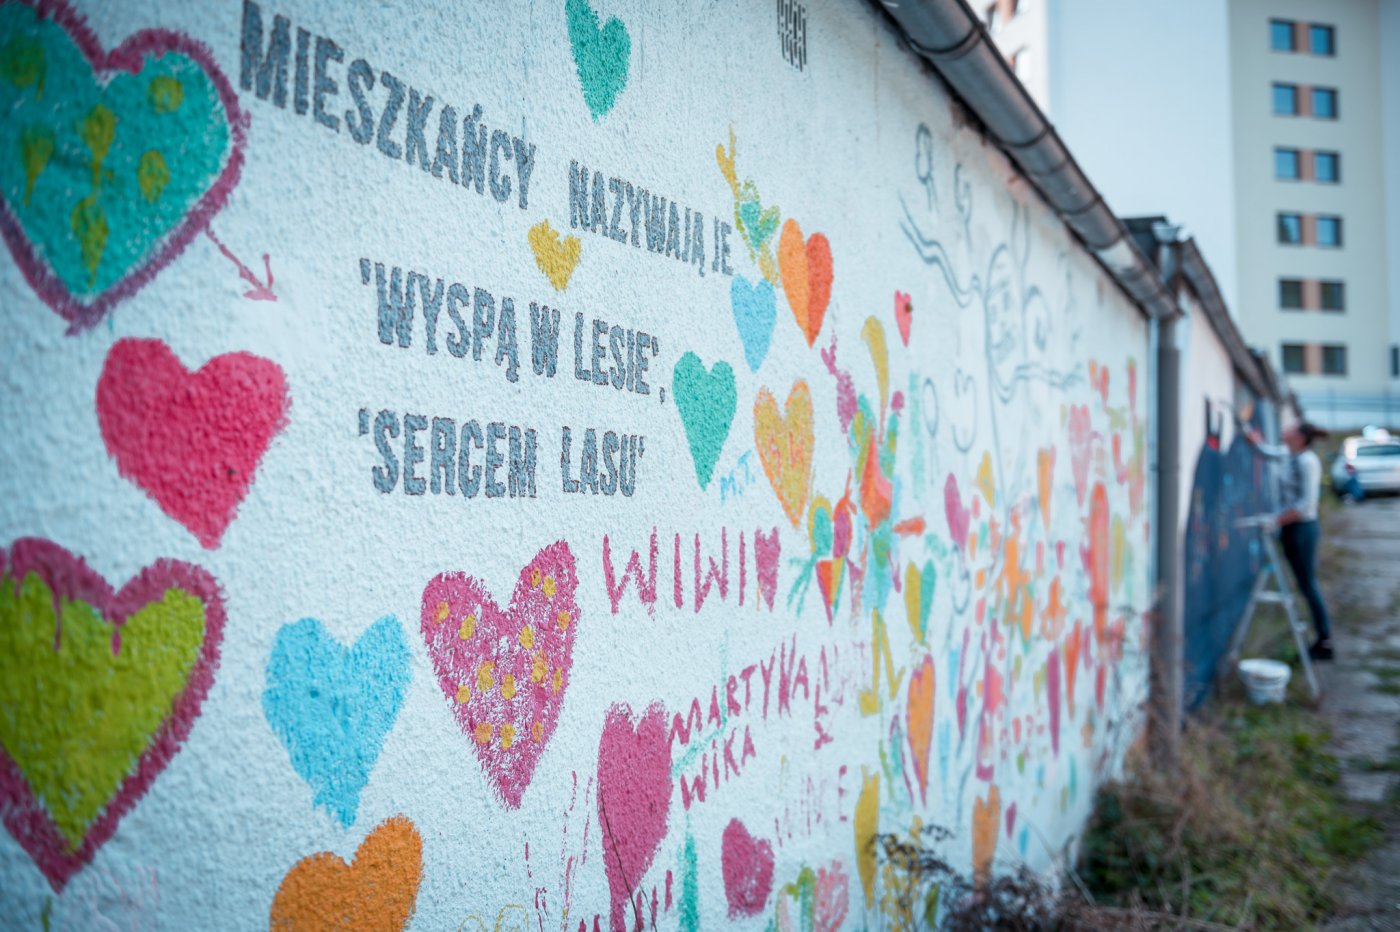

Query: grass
871,701,1384,929
1069,504,1389,928
1075,703,1383,928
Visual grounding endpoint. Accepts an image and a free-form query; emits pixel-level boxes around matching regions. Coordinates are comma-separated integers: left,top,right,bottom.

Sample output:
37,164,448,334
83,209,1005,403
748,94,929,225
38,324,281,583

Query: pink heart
894,291,913,346
420,541,578,809
597,702,672,932
1067,404,1093,506
96,338,289,549
722,818,775,917
944,473,970,550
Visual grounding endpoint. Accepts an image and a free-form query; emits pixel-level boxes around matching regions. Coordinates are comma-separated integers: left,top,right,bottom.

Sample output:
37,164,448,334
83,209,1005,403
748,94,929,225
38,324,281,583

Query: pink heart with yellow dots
419,542,578,809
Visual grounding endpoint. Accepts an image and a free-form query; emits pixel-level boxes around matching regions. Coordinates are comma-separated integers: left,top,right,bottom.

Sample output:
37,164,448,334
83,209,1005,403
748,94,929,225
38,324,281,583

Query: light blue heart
263,616,410,827
730,275,776,372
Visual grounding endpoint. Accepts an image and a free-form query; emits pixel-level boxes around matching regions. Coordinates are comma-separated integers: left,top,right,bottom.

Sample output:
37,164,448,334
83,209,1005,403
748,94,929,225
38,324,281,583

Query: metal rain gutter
876,0,1178,320
1178,239,1273,400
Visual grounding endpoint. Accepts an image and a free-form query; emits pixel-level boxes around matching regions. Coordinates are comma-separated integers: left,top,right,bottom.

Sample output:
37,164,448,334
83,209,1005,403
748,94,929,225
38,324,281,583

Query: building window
1274,147,1300,179
1317,215,1343,247
1279,279,1303,308
1272,83,1298,115
1314,151,1340,183
1270,19,1296,51
1282,343,1306,374
1312,87,1338,119
1392,346,1399,378
1309,24,1335,55
1321,280,1346,311
1322,344,1347,376
1277,212,1302,244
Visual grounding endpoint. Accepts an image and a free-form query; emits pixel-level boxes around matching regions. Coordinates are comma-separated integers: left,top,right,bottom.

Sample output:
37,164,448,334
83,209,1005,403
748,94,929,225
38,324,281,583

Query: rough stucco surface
0,0,1151,927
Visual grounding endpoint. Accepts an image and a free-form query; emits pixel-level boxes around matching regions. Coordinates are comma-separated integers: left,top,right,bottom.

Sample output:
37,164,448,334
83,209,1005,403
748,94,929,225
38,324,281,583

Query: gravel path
1316,494,1400,930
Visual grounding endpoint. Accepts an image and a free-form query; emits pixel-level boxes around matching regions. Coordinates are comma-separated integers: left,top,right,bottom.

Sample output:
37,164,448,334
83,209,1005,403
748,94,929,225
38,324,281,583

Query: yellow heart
753,380,815,527
527,221,581,291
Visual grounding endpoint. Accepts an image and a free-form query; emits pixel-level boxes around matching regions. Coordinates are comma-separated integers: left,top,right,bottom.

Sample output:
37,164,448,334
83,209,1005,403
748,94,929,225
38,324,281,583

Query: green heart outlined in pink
0,537,224,892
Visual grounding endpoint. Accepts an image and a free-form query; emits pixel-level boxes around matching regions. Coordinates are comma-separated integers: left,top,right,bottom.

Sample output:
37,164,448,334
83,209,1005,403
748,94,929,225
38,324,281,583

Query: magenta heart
96,338,289,549
0,537,224,892
944,473,970,550
722,818,775,917
421,542,578,809
597,701,672,932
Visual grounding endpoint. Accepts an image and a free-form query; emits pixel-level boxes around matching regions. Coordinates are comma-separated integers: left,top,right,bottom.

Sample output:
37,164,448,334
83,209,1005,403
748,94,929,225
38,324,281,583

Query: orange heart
906,655,935,804
753,380,815,527
972,785,1001,884
270,816,422,931
778,219,833,346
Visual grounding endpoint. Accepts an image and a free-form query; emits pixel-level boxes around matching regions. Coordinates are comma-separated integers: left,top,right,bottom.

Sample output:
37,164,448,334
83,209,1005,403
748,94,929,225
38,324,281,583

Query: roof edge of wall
871,0,1178,321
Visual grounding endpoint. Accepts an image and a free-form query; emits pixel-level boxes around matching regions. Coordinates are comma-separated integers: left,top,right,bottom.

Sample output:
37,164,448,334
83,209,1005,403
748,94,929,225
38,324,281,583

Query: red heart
597,702,672,932
894,291,913,346
96,338,289,549
420,542,579,810
722,818,775,917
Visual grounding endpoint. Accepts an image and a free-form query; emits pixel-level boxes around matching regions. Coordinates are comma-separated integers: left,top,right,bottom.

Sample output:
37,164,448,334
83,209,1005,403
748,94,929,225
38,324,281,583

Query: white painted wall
0,0,1152,927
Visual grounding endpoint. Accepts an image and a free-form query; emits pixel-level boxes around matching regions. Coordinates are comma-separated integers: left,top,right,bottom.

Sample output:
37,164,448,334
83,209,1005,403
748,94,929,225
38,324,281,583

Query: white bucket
1237,658,1292,705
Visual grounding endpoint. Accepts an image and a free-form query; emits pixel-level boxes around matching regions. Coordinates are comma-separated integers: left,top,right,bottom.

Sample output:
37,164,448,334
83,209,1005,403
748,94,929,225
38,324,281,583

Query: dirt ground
1315,493,1400,930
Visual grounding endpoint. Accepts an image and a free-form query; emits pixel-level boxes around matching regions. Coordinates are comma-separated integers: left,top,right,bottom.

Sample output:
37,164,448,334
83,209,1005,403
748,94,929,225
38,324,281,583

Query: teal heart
0,3,237,330
672,351,736,491
810,500,834,553
565,0,630,120
737,192,779,250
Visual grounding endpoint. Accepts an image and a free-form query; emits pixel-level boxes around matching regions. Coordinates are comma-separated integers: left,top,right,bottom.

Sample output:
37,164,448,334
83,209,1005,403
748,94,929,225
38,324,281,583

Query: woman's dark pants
1281,520,1331,641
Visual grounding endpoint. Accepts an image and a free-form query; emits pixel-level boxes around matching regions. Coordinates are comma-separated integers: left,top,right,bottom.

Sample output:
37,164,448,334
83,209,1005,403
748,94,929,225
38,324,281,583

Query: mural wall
0,0,1152,926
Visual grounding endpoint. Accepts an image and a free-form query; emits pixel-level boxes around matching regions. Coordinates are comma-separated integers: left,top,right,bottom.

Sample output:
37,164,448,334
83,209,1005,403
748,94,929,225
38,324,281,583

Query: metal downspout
1151,231,1183,772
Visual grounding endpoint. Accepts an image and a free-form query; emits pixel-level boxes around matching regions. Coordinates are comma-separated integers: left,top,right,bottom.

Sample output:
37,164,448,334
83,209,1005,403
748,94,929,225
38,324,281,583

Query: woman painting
1278,422,1333,660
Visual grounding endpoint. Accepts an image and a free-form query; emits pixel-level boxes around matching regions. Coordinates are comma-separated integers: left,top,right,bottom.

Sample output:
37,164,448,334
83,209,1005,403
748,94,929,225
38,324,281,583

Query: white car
1331,430,1400,496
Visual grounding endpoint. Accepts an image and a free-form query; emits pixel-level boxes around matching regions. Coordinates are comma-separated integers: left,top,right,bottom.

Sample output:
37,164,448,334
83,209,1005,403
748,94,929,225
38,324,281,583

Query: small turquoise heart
263,616,410,828
673,351,737,491
730,275,776,372
738,197,779,250
0,2,241,332
566,0,630,120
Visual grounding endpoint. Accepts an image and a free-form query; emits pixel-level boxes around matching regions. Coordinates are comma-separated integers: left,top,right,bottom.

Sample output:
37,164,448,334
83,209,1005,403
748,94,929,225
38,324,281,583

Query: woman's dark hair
1298,422,1329,446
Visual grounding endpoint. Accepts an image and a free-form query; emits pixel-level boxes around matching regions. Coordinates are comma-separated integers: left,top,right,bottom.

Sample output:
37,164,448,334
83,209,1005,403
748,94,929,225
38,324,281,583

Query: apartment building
980,0,1400,428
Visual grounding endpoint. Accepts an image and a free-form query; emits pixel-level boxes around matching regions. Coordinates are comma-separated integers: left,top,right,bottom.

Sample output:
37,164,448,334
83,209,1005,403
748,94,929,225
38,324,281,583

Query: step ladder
1224,515,1320,700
